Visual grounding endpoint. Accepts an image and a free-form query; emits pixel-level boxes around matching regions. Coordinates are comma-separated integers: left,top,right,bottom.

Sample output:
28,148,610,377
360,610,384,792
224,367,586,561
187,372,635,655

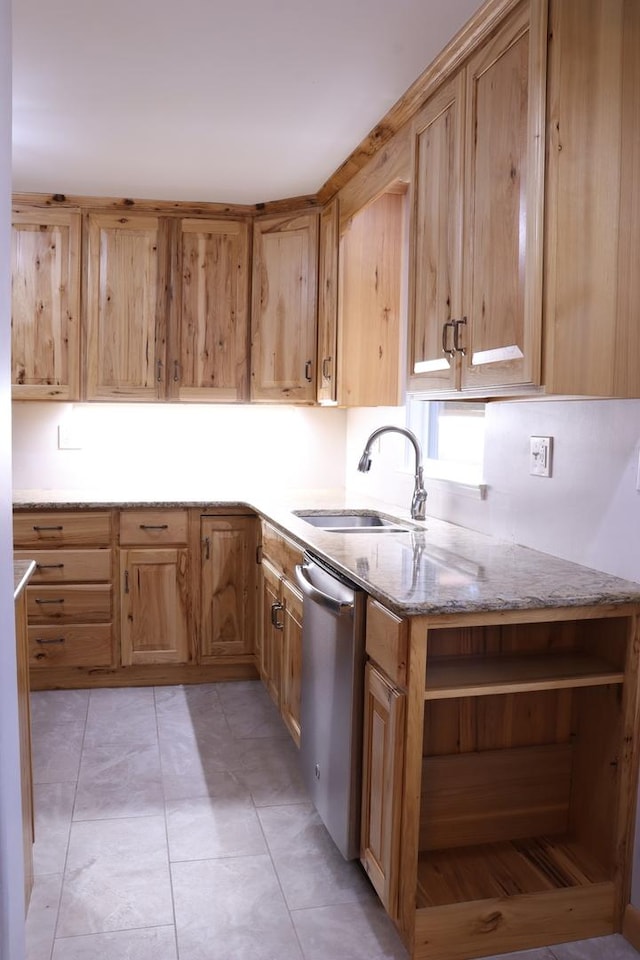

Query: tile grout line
153,685,181,960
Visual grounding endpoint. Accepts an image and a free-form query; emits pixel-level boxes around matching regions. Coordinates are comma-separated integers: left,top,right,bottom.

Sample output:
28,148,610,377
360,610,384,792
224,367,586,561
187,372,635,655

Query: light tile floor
24,681,640,960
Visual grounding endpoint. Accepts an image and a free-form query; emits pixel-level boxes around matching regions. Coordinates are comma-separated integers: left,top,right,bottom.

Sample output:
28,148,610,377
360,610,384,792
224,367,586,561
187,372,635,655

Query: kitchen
3,0,640,959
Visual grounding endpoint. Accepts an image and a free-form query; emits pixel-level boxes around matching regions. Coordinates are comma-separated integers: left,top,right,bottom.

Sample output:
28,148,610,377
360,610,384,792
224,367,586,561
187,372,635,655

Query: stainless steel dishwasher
294,552,366,859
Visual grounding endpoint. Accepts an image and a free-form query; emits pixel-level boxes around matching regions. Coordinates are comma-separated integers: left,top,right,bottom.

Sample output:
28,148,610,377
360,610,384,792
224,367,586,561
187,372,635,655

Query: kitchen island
12,490,640,960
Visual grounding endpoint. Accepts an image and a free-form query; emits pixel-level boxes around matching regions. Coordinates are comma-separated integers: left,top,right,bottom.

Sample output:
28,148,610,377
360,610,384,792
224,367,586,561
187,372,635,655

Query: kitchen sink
293,510,416,533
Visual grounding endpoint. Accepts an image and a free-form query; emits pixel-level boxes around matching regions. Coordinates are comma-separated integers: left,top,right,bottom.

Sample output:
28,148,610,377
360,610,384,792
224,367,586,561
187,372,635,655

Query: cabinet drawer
119,509,188,545
29,624,113,668
366,597,408,687
261,521,304,583
13,511,112,547
27,584,112,623
14,549,112,583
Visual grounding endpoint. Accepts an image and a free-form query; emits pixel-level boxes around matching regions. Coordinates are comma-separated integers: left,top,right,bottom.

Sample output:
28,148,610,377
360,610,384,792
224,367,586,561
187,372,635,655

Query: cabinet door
171,219,250,402
11,208,81,400
460,0,546,393
260,558,283,707
200,516,256,661
317,199,339,404
85,213,167,400
338,191,406,407
281,577,302,747
360,662,406,918
251,211,319,402
408,74,465,395
120,548,189,664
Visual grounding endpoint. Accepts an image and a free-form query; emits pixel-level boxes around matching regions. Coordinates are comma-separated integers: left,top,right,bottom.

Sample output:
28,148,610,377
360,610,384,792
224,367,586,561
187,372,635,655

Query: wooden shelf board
425,654,624,700
416,834,610,908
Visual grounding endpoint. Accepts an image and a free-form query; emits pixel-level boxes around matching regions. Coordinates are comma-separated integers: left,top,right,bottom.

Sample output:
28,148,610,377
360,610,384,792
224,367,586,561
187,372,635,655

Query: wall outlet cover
530,436,553,477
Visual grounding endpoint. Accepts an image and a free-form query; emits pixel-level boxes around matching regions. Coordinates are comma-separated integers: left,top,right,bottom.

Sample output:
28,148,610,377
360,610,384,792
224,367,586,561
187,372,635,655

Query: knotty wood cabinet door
85,213,167,401
360,661,406,919
199,515,256,661
120,548,189,665
11,208,81,400
251,211,319,402
408,0,546,397
259,558,282,707
170,219,250,402
280,577,302,747
317,199,339,404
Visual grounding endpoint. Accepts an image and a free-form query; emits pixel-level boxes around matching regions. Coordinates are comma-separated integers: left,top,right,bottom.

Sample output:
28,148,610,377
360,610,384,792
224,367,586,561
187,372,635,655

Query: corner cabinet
408,0,546,397
11,207,81,400
361,597,640,960
251,211,319,402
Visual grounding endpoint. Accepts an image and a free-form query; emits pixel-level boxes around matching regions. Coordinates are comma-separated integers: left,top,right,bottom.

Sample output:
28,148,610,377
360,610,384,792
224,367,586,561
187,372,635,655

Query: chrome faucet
357,426,428,521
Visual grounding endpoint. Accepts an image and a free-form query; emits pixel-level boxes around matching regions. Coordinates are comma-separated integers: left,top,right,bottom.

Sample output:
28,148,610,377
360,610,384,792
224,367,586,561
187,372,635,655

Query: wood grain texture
199,515,256,661
28,659,259,690
26,584,111,624
29,624,113,668
13,549,111,583
120,548,190,665
11,208,81,400
420,743,572,850
15,587,33,913
171,218,250,401
84,213,164,400
337,190,406,406
316,199,339,404
119,509,188,545
260,521,304,584
360,661,406,918
281,577,303,746
407,72,464,395
366,598,408,688
259,557,283,707
251,211,319,402
461,0,545,393
13,511,112,547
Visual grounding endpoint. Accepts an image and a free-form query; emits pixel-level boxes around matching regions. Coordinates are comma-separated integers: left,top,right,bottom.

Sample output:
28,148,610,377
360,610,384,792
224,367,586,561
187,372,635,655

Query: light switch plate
530,436,552,477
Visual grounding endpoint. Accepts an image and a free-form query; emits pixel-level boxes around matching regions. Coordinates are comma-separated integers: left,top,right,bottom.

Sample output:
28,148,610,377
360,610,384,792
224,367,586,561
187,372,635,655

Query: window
406,399,486,489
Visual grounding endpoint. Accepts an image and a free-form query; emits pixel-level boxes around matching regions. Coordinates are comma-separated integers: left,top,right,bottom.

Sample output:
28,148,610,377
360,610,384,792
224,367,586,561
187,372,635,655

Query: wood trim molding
623,903,640,952
13,0,525,218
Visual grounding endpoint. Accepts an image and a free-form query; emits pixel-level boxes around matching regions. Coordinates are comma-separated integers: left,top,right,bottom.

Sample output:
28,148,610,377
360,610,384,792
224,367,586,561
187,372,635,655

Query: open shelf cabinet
387,606,640,960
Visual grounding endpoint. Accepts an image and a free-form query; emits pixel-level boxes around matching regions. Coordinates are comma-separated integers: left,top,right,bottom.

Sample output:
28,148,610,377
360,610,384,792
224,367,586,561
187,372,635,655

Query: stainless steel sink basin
293,510,415,533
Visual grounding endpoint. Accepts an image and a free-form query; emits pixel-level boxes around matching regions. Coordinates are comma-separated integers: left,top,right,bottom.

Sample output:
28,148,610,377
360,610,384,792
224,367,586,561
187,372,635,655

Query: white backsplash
11,401,347,498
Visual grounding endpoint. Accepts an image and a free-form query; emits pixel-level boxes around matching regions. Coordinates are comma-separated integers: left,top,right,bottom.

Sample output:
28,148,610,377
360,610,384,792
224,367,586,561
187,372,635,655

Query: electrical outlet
57,423,82,450
530,436,552,477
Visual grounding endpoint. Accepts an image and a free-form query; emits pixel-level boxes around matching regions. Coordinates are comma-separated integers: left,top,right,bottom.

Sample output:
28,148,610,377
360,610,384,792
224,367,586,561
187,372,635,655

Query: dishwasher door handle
295,563,354,616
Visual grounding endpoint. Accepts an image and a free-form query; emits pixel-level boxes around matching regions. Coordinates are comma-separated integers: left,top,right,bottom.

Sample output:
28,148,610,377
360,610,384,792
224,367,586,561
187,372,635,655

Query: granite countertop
12,488,640,617
14,559,36,600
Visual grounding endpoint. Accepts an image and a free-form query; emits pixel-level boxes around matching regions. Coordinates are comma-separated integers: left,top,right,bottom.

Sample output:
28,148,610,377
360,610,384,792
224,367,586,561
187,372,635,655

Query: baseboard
623,903,640,952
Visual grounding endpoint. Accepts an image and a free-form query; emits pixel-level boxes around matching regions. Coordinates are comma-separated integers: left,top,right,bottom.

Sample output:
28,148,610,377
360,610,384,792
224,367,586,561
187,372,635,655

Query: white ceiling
12,0,483,205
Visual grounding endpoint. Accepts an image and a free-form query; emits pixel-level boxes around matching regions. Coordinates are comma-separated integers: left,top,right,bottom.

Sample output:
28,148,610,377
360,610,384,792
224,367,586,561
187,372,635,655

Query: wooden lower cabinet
120,548,190,665
360,661,405,917
363,600,640,960
199,515,256,662
14,577,33,913
259,521,304,745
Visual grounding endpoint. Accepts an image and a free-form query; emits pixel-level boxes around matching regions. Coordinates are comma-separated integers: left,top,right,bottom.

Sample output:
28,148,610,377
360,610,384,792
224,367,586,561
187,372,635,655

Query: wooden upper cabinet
408,0,546,397
543,0,640,398
317,199,339,404
11,208,81,400
251,211,319,402
84,213,167,401
170,218,250,402
338,189,406,407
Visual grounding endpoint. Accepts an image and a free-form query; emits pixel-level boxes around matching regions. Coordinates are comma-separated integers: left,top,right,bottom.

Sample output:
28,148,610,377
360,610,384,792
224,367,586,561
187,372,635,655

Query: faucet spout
357,425,427,521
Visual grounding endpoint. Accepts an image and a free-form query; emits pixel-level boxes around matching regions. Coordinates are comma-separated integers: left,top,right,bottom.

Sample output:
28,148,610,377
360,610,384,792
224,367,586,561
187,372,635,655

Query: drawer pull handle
34,637,65,644
139,524,169,530
34,598,65,604
271,601,284,630
36,563,65,570
33,525,63,532
304,360,313,382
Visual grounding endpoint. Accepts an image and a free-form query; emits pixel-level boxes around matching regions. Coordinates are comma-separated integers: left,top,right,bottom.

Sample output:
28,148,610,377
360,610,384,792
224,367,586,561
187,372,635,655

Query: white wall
12,402,346,498
0,0,27,953
346,399,640,584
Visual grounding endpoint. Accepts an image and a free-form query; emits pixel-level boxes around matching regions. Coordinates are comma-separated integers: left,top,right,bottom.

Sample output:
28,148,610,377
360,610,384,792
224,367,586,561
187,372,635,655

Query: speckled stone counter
13,559,36,600
12,489,640,617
